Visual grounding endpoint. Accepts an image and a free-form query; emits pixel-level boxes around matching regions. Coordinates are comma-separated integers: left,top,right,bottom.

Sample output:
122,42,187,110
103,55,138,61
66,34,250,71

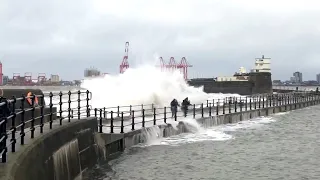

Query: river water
86,105,320,180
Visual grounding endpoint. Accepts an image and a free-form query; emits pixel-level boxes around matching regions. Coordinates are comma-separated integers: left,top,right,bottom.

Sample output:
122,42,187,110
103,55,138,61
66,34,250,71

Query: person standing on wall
181,97,191,117
170,98,180,118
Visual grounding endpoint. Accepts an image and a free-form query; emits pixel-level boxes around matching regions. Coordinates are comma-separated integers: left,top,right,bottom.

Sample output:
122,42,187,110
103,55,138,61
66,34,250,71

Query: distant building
84,67,101,77
272,80,282,85
50,74,60,82
317,73,320,84
291,71,302,84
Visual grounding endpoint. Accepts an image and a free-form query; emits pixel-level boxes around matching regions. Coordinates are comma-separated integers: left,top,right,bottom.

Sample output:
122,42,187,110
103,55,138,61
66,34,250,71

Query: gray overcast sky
1,0,320,81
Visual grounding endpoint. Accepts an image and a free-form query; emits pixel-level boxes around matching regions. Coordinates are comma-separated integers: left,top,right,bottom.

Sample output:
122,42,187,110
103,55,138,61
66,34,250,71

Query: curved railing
0,90,317,163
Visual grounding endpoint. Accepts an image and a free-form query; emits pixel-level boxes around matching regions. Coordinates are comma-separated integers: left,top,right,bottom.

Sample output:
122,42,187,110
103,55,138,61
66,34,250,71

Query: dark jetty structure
188,55,272,95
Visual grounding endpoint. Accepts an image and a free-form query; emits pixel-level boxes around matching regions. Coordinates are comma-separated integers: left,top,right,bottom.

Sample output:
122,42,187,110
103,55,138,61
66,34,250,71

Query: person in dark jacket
181,97,191,117
170,99,180,117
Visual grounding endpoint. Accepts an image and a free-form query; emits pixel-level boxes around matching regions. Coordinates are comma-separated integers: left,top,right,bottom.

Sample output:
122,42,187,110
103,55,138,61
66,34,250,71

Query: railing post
153,108,156,125
250,99,252,110
1,99,8,162
20,94,25,145
94,108,97,117
11,96,16,153
234,99,237,112
121,112,124,133
259,96,261,108
59,92,63,125
117,106,120,117
110,111,114,133
30,94,35,138
216,100,219,115
262,95,265,108
86,90,90,117
245,97,248,111
77,90,81,119
228,100,231,113
254,96,257,109
193,104,196,118
142,109,145,127
129,105,132,115
131,110,135,130
201,103,204,118
164,107,167,123
99,109,103,133
209,103,212,117
206,100,209,107
40,95,44,133
68,91,71,122
240,98,243,112
174,108,177,121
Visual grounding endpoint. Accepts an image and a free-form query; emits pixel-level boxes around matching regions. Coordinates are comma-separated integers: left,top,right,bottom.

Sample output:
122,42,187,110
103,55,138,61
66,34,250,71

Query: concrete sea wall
0,117,98,180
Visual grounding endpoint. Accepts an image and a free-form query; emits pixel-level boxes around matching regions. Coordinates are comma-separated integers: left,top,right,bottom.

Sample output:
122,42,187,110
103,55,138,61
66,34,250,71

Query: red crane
167,57,177,72
24,72,32,85
158,57,166,71
13,73,20,85
38,73,46,84
119,42,130,74
177,57,193,80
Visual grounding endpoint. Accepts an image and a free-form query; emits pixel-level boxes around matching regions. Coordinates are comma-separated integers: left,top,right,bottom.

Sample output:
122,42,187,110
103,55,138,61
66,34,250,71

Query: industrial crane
119,42,130,74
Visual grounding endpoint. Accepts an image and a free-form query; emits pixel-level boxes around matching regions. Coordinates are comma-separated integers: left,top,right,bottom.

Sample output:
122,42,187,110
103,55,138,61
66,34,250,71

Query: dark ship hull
188,72,272,95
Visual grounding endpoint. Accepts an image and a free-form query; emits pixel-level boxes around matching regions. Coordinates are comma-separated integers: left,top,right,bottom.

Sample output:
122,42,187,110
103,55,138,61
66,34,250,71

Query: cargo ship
187,55,272,95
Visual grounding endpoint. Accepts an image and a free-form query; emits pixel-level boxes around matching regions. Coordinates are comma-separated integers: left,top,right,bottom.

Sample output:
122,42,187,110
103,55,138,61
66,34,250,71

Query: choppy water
86,105,320,180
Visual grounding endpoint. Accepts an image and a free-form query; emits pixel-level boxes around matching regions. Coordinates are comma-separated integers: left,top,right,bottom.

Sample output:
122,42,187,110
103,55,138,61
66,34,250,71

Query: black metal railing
0,90,91,163
94,92,320,134
0,90,318,163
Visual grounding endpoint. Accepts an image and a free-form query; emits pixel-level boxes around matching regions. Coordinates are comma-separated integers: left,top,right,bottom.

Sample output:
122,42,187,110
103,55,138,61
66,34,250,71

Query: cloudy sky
1,0,320,81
